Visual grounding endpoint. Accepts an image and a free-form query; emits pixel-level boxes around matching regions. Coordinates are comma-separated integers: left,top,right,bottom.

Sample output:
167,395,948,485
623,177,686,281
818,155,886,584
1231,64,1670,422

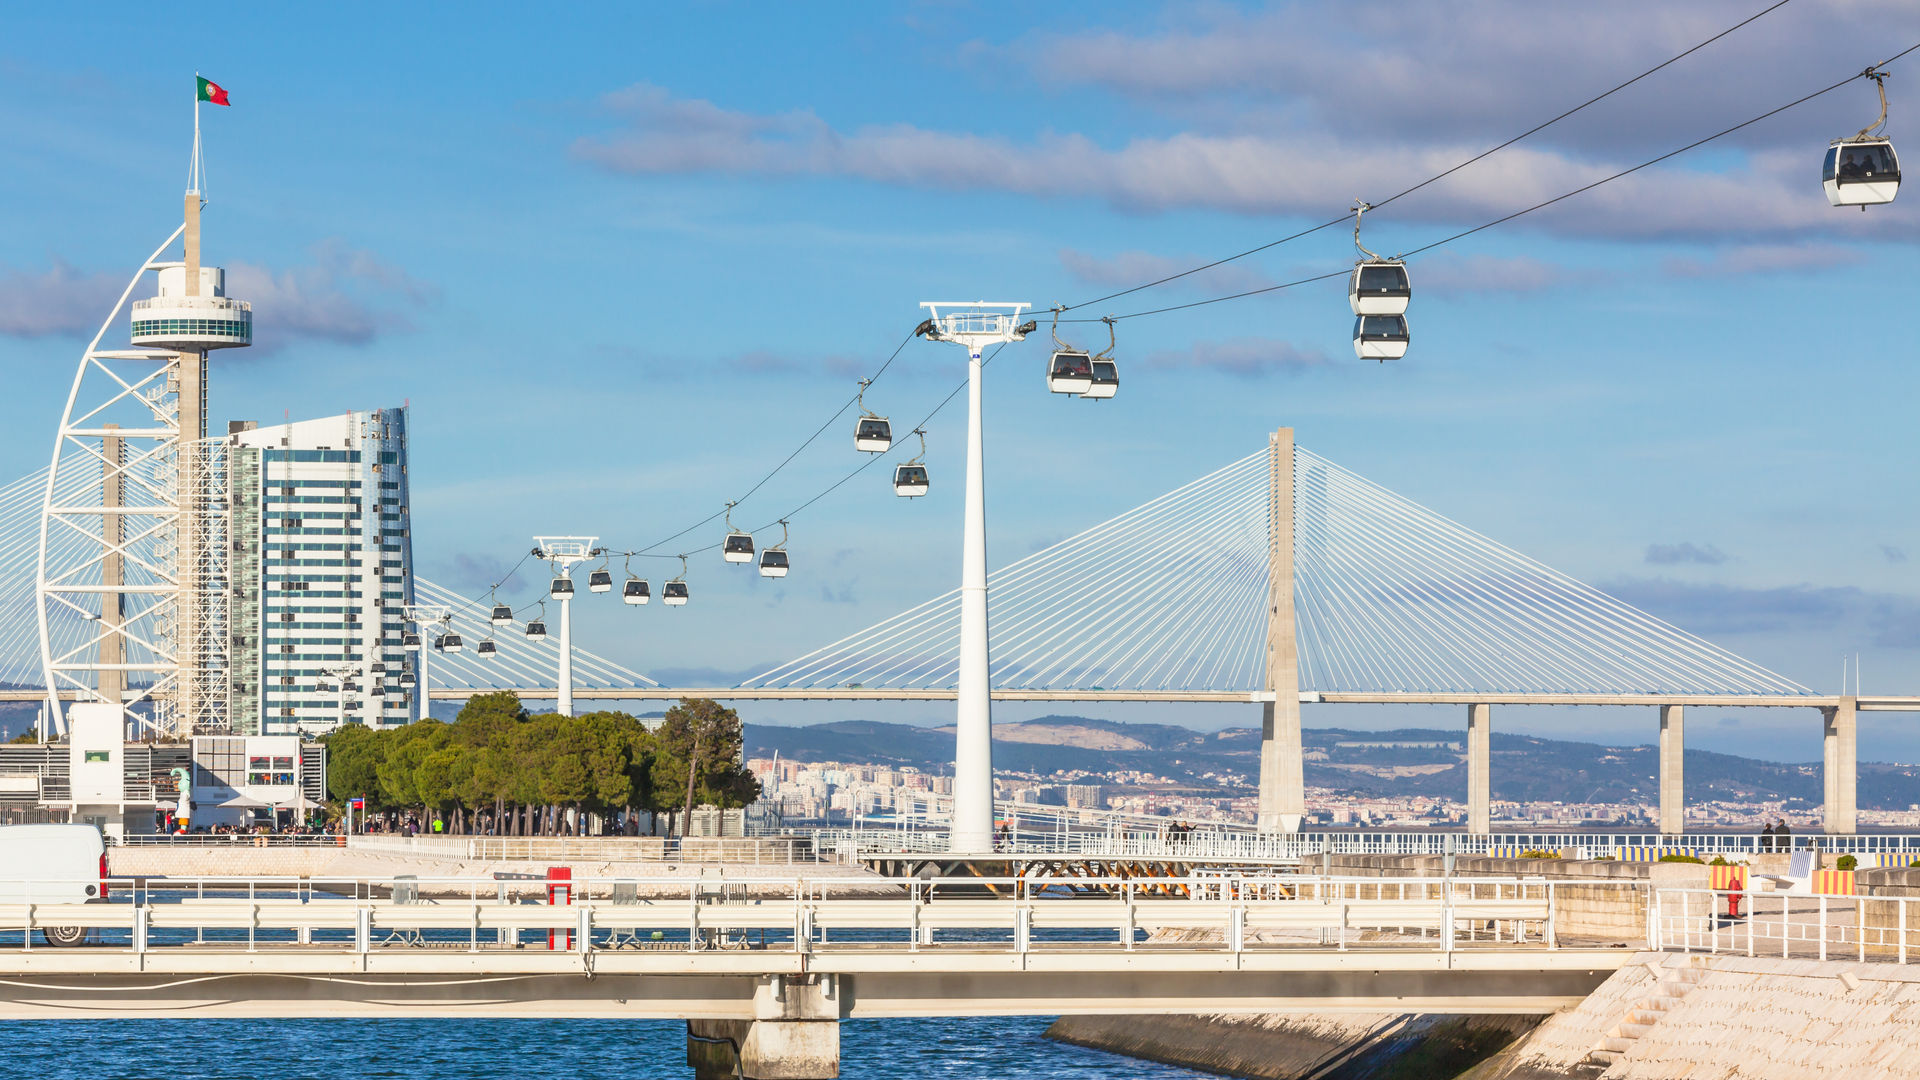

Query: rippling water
5,1017,1214,1078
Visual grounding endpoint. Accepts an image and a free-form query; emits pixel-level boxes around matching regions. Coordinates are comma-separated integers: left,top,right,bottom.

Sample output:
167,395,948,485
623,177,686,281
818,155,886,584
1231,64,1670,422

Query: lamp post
915,303,1032,854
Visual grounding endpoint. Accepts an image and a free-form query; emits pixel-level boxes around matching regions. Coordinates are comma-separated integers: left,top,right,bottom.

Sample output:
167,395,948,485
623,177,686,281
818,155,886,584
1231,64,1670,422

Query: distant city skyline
1,2,1915,759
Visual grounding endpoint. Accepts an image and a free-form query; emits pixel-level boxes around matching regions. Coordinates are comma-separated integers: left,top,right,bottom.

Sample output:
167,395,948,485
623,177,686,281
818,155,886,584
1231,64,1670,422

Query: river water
6,1017,1213,1078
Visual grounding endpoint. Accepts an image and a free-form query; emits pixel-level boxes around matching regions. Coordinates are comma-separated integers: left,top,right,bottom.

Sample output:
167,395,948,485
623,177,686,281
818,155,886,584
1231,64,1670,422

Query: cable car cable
1087,42,1920,325
1052,0,1798,316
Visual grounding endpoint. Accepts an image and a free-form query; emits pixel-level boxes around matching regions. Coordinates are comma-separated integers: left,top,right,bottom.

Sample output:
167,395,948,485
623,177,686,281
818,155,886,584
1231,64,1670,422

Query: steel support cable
1301,461,1643,693
1076,42,1920,325
986,463,1263,686
1304,466,1684,692
1055,487,1266,688
413,577,660,688
1298,465,1587,691
1295,462,1461,690
1313,453,1794,692
741,443,1264,689
825,453,1259,688
1053,0,1797,315
1300,451,1804,692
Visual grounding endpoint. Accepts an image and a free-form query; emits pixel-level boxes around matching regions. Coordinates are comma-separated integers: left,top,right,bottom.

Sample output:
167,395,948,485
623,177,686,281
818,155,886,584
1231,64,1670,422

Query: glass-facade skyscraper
226,409,413,734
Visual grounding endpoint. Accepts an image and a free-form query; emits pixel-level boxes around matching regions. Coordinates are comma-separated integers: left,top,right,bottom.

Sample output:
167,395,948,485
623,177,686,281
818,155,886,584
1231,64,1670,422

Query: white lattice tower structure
37,178,250,736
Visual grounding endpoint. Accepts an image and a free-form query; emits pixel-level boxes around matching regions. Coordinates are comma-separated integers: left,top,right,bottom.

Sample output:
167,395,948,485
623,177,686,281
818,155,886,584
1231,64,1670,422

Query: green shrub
1836,854,1858,871
1709,855,1730,866
1659,853,1705,864
1519,849,1555,859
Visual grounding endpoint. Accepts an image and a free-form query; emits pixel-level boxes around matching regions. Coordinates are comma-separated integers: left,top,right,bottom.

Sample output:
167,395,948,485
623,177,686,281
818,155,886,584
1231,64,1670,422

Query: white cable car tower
36,89,251,737
533,535,600,717
916,302,1032,853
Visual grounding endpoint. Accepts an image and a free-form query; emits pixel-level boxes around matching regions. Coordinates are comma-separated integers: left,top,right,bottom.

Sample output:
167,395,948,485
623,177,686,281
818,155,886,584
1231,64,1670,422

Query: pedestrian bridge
0,872,1627,1022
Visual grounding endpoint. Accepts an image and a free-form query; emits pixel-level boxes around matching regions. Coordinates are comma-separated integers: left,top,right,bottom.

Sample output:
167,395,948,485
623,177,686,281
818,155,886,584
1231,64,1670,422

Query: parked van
0,824,108,946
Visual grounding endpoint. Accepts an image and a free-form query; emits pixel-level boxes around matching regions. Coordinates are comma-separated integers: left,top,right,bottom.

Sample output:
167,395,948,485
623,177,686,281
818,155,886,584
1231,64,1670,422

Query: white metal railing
1654,887,1920,964
0,873,1627,958
343,834,820,864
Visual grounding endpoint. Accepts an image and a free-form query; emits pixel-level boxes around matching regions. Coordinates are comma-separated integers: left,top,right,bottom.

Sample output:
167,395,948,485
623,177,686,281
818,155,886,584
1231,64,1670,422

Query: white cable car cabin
587,569,612,593
399,670,416,687
1349,260,1411,316
1825,140,1900,206
490,604,512,625
723,533,755,563
855,417,892,453
402,632,422,651
759,549,789,578
476,639,497,656
623,578,650,605
1353,315,1409,360
1083,359,1118,399
524,619,548,639
1048,350,1093,394
663,580,689,606
370,684,385,697
438,633,464,653
893,463,929,497
550,577,575,599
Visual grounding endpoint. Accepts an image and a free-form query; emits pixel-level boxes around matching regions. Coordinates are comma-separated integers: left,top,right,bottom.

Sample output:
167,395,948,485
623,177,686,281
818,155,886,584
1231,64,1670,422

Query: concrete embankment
1048,1012,1544,1080
1046,854,1693,1079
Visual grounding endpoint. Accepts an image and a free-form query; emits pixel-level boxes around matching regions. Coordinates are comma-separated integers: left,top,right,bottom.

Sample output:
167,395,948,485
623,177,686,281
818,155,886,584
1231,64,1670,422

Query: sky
1,1,1916,763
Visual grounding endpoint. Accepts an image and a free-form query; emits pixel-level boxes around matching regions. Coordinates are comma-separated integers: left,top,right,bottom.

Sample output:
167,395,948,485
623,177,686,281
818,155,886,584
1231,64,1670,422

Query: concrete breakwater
1048,1012,1544,1080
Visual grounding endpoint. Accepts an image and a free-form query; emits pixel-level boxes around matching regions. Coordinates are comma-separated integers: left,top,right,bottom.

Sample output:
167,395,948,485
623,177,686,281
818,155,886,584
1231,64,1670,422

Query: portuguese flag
196,76,230,106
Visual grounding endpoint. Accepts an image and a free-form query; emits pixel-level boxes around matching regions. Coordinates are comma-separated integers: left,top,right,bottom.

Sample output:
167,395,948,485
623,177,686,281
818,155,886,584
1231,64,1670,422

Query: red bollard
547,866,572,950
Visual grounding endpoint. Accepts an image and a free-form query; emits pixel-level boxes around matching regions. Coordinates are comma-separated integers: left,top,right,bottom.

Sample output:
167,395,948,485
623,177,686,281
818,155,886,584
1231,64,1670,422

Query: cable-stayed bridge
15,427,1915,837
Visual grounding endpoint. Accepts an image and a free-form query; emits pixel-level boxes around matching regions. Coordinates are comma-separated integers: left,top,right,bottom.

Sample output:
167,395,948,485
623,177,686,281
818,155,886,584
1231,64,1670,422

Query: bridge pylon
1259,426,1304,834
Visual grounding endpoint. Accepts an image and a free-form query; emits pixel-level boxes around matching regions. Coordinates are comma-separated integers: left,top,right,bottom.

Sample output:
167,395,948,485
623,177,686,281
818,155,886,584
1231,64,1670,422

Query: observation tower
36,83,250,736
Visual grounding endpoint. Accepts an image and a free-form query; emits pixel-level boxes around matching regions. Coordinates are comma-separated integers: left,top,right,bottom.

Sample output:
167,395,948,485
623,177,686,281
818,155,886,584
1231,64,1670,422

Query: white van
0,823,109,946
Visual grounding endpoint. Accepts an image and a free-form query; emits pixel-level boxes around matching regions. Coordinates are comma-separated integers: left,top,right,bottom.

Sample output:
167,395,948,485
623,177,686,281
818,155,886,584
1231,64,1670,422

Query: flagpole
190,72,202,198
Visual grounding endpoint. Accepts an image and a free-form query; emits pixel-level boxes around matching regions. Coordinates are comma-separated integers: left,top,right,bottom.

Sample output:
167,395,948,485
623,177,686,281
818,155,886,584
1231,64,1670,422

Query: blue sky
2,2,1917,762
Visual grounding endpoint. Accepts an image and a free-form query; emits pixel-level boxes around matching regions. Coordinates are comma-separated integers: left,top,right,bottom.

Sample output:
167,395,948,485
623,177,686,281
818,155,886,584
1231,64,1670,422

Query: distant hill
744,715,1920,810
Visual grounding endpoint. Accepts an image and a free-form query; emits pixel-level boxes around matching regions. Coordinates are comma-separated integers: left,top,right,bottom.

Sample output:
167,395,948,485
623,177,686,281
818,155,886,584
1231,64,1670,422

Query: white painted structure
916,303,1031,854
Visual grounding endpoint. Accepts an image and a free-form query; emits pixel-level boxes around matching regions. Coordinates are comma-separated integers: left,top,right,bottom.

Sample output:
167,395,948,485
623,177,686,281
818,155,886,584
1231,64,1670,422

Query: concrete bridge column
1467,703,1491,833
1658,705,1684,835
1258,426,1304,834
1823,697,1858,835
689,974,842,1080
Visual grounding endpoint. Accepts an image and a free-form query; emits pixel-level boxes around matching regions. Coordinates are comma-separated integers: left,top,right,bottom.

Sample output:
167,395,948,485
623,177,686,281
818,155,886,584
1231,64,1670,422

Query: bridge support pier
689,974,843,1079
1258,427,1304,834
1823,696,1858,835
1467,703,1491,833
1658,704,1684,835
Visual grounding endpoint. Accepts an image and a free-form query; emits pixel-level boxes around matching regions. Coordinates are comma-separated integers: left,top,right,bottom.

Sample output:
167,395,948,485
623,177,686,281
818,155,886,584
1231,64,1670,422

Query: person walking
1775,818,1792,851
1761,821,1775,853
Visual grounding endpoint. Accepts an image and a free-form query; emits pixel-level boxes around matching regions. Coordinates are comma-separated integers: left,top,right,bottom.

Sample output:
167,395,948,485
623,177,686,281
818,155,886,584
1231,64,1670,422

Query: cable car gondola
1081,319,1120,400
854,377,892,452
1047,351,1092,394
663,555,690,606
893,427,930,497
399,670,416,688
760,520,791,578
1084,359,1118,399
525,618,548,640
587,568,612,593
550,577,574,599
1045,308,1094,394
1825,68,1900,207
1349,200,1412,317
623,578,650,605
476,639,497,656
490,604,512,625
370,684,385,697
1353,314,1409,361
438,633,463,653
402,632,422,651
722,501,754,563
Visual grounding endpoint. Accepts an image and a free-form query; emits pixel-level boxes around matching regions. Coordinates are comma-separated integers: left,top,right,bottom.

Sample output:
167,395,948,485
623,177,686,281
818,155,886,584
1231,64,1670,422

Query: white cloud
574,83,1909,240
1662,242,1866,278
0,241,436,351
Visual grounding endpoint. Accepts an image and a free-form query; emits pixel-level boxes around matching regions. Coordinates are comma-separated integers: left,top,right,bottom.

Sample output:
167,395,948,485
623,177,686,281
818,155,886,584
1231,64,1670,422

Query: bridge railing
1655,886,1920,964
0,872,1646,957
